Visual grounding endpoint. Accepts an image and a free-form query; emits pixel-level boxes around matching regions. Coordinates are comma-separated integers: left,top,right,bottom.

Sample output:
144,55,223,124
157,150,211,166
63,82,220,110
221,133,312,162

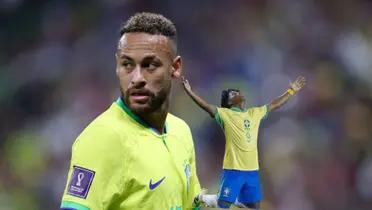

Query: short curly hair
221,89,240,108
120,12,177,54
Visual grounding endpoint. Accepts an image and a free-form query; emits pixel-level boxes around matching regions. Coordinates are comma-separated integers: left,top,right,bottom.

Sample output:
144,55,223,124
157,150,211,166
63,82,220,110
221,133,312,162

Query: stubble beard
120,86,169,115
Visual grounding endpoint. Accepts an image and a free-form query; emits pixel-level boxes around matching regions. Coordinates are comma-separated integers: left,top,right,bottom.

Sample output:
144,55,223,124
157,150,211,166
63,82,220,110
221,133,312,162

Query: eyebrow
117,44,174,59
118,54,158,61
118,54,133,60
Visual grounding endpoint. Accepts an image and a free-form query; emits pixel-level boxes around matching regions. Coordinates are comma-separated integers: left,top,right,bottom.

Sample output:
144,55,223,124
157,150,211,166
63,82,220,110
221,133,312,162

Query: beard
121,86,169,115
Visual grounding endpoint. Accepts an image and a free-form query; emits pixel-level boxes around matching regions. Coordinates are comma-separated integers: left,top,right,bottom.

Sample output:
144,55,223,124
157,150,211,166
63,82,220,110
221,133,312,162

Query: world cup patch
67,166,95,199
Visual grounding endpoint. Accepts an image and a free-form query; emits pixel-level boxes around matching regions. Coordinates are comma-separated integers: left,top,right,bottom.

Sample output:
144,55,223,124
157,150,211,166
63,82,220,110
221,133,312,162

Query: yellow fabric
61,101,200,210
215,105,268,170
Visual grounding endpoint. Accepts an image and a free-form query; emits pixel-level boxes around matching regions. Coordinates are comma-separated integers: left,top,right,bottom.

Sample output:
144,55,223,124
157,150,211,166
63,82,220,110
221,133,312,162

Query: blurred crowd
1,0,372,209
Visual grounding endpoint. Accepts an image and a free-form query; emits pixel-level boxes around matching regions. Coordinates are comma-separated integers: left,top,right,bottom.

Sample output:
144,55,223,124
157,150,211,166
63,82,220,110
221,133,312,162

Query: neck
231,105,245,111
137,110,168,134
136,99,169,134
231,104,245,110
239,101,245,110
118,97,169,134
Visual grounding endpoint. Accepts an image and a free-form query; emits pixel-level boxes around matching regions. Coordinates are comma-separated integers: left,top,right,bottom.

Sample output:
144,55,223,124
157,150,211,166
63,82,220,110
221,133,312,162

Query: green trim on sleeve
61,201,90,210
262,104,269,120
214,109,224,129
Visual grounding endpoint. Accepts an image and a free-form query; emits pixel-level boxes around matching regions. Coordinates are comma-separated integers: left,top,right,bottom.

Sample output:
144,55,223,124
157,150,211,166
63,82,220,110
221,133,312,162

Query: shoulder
247,105,267,113
216,107,229,112
167,113,192,133
68,124,126,178
91,102,128,129
73,124,123,156
78,102,135,141
167,113,195,153
72,104,128,155
167,113,194,145
246,105,269,119
79,105,122,137
216,107,232,116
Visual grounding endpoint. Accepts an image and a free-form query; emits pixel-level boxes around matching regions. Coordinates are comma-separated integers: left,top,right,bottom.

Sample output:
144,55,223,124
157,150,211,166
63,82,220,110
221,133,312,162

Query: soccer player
60,13,202,210
182,76,306,209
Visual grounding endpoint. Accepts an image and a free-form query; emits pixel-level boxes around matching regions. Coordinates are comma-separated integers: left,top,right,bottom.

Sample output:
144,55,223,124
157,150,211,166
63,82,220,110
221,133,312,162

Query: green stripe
116,97,167,135
61,201,90,210
214,110,224,129
230,107,246,112
116,97,150,128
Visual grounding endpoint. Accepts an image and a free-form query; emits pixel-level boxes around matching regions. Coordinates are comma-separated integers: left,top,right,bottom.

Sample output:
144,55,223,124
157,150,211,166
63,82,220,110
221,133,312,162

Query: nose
131,66,146,87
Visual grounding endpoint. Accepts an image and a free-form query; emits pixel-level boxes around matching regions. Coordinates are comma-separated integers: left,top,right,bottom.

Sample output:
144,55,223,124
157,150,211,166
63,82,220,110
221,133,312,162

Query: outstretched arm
268,76,306,112
182,77,217,118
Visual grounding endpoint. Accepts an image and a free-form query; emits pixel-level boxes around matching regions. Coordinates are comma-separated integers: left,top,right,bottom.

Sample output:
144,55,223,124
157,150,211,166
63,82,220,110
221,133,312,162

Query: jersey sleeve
251,105,269,120
61,126,125,210
214,107,226,128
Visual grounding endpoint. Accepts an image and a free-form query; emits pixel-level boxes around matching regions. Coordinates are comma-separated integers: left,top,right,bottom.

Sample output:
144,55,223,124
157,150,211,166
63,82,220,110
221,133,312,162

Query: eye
121,61,135,70
143,61,160,71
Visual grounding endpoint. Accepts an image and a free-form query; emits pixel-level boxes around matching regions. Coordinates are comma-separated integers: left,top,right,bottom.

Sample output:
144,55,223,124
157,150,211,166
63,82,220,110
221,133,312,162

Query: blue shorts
217,169,262,204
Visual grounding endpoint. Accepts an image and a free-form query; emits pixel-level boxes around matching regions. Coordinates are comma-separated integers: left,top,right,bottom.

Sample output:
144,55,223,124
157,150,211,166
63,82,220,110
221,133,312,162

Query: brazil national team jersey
215,105,268,171
60,98,201,210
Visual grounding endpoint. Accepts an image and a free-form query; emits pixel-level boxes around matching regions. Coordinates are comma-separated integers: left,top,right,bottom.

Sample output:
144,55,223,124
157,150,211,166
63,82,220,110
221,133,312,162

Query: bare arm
268,76,306,112
182,77,217,118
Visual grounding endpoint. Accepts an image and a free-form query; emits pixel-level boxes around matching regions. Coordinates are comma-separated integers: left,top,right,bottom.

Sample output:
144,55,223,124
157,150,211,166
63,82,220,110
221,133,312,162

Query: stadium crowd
1,0,372,209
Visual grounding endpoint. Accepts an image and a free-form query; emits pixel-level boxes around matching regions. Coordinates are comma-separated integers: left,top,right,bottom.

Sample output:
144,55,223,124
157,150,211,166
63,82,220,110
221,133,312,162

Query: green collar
231,107,246,112
116,97,167,135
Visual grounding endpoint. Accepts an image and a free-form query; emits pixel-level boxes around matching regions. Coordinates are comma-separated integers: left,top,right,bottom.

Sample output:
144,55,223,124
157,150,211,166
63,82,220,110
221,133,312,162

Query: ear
171,56,182,79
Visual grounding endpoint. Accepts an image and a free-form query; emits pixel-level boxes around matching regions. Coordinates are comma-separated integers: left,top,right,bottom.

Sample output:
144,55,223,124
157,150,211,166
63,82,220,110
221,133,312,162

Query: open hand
181,76,192,92
290,76,306,92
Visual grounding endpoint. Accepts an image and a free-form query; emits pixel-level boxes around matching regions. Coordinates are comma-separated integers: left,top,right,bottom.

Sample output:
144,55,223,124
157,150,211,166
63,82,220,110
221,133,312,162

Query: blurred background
1,0,372,209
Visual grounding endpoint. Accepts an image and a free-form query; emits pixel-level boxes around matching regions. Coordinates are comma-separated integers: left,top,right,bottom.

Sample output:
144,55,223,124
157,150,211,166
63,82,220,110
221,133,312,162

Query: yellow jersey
60,98,201,210
215,105,268,171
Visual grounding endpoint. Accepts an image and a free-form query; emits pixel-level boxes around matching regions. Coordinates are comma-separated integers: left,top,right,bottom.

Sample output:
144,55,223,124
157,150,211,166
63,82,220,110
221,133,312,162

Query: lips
131,94,149,101
129,90,151,102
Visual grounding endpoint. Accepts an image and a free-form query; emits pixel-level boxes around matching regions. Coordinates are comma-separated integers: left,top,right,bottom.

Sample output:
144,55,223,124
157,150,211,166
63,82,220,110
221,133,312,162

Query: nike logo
149,177,166,190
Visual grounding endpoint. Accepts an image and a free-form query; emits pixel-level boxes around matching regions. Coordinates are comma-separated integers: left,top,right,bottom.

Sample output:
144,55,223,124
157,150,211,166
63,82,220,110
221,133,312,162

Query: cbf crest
244,119,250,128
244,119,251,142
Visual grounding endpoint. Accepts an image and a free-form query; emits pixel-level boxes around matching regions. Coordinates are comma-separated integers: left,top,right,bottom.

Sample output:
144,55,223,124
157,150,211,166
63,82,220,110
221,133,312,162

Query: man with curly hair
60,12,201,210
182,76,306,209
